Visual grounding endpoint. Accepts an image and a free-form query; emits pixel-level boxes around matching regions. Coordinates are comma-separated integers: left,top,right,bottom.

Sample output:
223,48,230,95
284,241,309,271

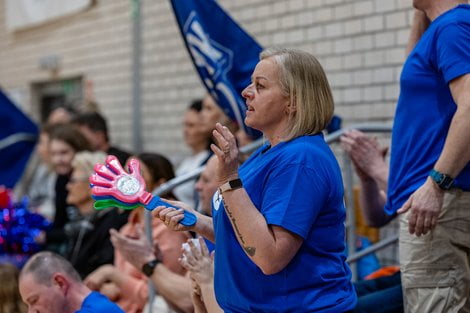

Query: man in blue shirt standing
19,251,124,313
344,1,470,312
385,1,470,312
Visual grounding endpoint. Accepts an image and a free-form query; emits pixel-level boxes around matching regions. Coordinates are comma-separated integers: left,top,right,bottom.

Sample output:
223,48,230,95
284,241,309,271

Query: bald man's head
20,251,81,285
19,252,83,313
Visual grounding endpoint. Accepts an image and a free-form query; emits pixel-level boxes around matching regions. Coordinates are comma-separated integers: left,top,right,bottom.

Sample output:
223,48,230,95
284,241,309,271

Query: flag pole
131,1,156,311
131,0,143,153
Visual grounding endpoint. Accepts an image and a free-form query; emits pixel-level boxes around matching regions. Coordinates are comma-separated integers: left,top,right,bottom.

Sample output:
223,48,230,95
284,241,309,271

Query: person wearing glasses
65,151,128,278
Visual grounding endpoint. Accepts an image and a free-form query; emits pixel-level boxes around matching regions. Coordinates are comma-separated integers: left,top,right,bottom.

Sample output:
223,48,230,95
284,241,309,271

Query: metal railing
145,122,394,307
150,123,392,198
325,123,394,281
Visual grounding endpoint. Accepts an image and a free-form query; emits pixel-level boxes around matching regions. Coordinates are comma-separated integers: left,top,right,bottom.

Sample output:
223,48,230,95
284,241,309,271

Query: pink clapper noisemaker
89,155,196,226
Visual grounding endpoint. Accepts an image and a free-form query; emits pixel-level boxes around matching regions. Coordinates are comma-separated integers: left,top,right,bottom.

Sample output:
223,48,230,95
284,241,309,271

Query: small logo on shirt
212,190,223,211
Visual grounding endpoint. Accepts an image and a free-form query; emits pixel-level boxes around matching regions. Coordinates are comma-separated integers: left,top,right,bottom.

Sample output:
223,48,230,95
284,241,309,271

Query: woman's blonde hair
72,151,107,176
260,48,334,141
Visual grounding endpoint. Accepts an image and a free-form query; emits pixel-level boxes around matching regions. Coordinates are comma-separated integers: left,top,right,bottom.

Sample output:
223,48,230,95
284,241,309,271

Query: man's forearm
151,265,193,313
359,178,392,227
370,165,389,193
434,75,470,178
434,106,470,177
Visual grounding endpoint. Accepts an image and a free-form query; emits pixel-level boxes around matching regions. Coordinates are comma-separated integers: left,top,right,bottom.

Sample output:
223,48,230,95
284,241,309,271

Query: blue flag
0,89,38,188
170,0,262,138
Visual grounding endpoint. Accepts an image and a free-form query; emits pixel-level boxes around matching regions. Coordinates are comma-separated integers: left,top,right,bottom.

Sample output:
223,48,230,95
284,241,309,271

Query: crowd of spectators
4,93,237,313
1,1,469,312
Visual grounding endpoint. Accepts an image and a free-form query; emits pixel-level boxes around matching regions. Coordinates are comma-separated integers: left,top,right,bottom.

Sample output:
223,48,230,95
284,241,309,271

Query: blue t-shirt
212,135,356,312
75,291,124,313
386,4,470,215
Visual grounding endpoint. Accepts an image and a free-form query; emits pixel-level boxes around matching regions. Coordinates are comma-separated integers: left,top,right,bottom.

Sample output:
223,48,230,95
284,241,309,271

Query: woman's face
139,160,154,191
66,167,92,211
49,139,75,175
37,132,51,164
241,58,290,136
200,95,229,133
183,109,208,151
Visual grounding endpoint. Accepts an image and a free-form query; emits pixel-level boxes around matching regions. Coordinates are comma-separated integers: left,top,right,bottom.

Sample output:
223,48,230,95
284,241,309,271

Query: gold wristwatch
219,178,243,193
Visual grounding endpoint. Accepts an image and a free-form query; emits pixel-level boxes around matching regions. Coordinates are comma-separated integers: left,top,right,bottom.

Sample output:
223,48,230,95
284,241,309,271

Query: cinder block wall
0,0,413,163
0,1,135,149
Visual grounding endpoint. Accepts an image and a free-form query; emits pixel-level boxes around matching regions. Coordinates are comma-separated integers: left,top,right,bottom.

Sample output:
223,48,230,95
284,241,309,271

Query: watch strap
429,169,454,190
142,259,161,277
219,178,243,193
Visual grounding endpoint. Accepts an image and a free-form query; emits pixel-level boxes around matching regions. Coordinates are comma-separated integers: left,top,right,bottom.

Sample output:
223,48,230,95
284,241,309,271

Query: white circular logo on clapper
117,176,140,195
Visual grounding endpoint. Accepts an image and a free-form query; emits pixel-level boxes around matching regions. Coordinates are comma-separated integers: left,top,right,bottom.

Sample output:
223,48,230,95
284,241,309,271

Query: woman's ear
289,103,297,113
286,99,297,114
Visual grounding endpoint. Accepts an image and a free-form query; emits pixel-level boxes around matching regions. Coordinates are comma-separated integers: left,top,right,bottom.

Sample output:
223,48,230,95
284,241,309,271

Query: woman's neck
265,134,283,147
191,142,208,155
264,123,289,147
76,199,95,216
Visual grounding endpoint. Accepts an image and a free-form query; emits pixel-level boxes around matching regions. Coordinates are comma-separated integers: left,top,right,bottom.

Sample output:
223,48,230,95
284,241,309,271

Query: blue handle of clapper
91,193,197,227
145,196,197,227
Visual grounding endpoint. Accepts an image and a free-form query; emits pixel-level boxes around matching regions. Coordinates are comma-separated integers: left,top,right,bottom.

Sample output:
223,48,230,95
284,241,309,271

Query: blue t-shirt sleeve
436,23,470,83
261,163,329,238
75,292,125,313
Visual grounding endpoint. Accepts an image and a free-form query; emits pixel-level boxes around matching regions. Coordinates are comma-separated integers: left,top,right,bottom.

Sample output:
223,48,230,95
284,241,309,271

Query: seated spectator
200,94,238,135
109,228,193,313
0,263,27,313
194,156,218,219
353,271,402,313
340,129,391,227
14,106,76,216
44,124,92,254
65,151,128,278
18,251,124,313
85,153,190,313
174,99,213,209
46,105,77,125
192,156,219,252
24,124,57,220
108,155,221,313
201,94,255,163
340,129,403,313
72,111,131,165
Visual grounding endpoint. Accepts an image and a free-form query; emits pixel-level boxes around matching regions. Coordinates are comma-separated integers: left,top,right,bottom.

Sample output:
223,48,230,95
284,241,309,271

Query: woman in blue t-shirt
156,48,357,312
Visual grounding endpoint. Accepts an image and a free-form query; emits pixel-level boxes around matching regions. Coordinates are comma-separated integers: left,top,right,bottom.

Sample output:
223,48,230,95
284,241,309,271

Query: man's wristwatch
142,259,161,277
219,178,243,193
429,169,454,190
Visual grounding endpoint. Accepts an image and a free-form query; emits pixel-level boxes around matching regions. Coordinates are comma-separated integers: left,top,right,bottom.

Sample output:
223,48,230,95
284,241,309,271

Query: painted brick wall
0,0,413,162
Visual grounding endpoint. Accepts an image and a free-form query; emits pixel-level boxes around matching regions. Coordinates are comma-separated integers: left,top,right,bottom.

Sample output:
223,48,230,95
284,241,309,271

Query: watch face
142,263,153,276
142,259,159,277
430,169,454,190
441,176,454,190
229,179,243,189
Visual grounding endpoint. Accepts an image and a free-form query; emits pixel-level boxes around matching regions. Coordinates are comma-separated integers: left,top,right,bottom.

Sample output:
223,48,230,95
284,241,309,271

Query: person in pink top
85,153,190,313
